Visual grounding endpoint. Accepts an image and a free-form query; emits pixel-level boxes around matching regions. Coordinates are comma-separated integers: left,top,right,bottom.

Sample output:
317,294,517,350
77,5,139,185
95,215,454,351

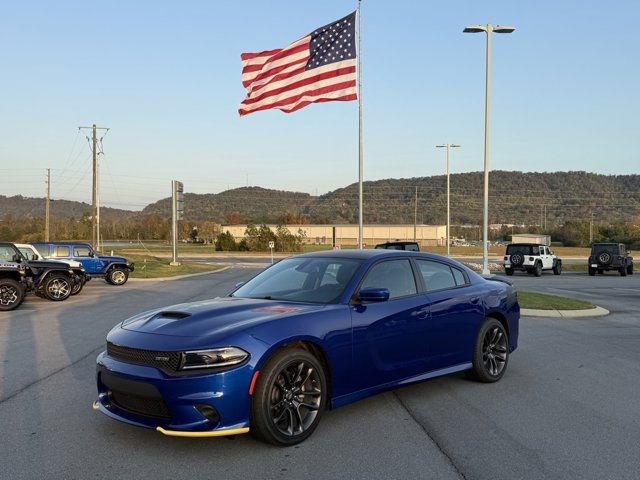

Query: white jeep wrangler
503,243,562,277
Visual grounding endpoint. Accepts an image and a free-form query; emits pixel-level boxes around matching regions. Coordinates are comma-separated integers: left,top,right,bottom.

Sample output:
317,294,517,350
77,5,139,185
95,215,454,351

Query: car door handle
413,309,428,319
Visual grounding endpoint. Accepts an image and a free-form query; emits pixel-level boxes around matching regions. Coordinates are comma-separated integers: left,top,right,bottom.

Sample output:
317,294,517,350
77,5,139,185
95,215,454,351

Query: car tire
106,268,129,286
0,279,26,311
505,268,514,276
71,279,84,296
628,264,634,275
552,261,562,275
466,318,509,383
619,267,627,277
597,269,603,275
588,267,596,276
251,347,327,446
43,274,72,301
534,262,543,277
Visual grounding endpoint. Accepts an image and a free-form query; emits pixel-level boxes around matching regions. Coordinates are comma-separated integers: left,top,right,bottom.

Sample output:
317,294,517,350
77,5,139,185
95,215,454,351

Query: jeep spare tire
597,251,612,265
510,254,524,266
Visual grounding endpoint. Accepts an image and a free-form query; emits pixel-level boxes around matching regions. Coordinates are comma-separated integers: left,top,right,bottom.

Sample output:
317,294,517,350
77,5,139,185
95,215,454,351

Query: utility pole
436,144,461,256
413,186,418,242
590,212,594,244
45,168,51,241
79,124,109,250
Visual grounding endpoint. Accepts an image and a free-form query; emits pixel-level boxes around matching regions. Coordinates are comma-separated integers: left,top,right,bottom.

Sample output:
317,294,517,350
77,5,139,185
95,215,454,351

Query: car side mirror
12,254,22,263
89,252,95,258
358,288,390,303
32,254,38,260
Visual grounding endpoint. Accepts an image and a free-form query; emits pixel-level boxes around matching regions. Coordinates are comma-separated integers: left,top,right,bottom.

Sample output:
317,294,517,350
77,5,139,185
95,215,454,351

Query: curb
128,266,231,282
521,306,609,318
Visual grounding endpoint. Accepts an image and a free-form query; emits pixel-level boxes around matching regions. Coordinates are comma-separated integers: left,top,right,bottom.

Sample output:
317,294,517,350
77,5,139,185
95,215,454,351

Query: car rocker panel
94,250,520,444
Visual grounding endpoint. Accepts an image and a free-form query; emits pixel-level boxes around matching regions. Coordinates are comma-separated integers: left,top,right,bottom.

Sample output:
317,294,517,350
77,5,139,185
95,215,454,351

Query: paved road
1,269,639,479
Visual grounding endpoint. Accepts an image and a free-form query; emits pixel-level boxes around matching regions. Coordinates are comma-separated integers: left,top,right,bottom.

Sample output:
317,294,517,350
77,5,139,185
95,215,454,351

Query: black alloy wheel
467,318,509,383
0,279,25,311
251,348,326,446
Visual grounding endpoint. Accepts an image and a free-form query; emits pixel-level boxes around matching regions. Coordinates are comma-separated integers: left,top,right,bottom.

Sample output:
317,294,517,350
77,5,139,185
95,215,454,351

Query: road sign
175,181,184,220
268,241,275,249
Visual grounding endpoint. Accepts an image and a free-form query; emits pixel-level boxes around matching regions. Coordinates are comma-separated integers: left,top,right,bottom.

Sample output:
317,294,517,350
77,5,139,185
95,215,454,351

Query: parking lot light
463,24,515,275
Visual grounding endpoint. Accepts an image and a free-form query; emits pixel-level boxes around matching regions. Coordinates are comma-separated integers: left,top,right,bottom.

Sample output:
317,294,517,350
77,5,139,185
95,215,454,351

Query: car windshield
232,257,363,304
506,245,536,255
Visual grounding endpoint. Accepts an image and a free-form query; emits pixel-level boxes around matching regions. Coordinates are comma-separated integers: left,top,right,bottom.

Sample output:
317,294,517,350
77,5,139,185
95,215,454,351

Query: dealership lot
0,269,639,479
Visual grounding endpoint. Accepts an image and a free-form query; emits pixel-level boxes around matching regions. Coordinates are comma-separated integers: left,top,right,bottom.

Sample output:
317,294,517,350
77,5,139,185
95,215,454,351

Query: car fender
104,262,131,272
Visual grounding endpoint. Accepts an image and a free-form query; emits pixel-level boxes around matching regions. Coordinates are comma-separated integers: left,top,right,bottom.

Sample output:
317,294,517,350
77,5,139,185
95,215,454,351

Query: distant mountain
142,171,640,226
0,195,132,219
3,171,640,226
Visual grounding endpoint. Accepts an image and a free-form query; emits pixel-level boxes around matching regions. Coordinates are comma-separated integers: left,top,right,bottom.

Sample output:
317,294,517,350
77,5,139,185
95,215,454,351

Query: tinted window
34,245,49,257
0,246,17,262
74,246,92,257
360,259,417,299
18,247,35,259
507,245,532,255
416,260,456,291
54,246,70,257
405,244,419,252
452,267,467,286
233,257,362,304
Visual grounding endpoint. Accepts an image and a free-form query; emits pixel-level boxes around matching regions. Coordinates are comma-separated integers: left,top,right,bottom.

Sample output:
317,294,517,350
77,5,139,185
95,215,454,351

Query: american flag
239,11,358,116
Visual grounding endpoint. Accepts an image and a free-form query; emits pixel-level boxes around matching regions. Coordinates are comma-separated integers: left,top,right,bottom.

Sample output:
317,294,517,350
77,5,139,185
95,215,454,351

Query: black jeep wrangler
0,249,27,311
374,241,420,251
588,243,634,276
0,242,84,302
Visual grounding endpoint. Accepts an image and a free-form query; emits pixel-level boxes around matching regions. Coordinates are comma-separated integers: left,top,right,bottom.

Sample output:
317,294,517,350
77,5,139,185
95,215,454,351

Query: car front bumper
95,351,253,436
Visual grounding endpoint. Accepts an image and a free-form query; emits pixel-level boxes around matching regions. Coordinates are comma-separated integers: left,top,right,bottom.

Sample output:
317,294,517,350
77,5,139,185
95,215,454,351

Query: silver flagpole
357,0,364,249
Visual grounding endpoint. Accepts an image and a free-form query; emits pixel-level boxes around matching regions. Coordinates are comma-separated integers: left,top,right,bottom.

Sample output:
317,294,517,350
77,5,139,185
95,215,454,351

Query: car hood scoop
120,297,325,338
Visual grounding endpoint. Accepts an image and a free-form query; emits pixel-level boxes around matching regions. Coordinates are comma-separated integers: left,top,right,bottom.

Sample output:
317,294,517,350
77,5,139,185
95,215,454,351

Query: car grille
107,342,182,372
101,371,172,419
109,390,171,419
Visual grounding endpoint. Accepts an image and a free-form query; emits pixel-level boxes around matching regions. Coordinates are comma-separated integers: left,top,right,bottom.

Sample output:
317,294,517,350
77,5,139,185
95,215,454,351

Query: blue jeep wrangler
32,243,134,286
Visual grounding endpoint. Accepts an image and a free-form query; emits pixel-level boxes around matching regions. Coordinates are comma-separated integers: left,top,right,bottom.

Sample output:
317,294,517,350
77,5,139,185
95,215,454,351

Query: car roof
296,249,444,261
32,242,92,246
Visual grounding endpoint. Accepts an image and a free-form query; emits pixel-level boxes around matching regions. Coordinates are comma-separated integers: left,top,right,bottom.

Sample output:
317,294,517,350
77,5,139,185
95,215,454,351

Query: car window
18,247,34,259
416,260,457,291
34,245,49,257
233,257,362,304
452,267,468,286
360,259,417,299
74,246,92,257
532,246,540,255
54,246,70,257
0,246,17,262
405,244,419,252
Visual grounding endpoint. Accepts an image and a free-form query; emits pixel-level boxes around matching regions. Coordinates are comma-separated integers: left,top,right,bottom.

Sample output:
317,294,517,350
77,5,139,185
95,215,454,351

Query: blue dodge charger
95,250,519,445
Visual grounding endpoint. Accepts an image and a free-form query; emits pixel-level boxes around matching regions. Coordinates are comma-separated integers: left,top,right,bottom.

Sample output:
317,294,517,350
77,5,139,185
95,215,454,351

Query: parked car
33,242,134,285
0,242,82,302
374,241,420,251
0,247,27,311
94,249,519,445
16,243,88,295
503,243,562,277
588,243,634,276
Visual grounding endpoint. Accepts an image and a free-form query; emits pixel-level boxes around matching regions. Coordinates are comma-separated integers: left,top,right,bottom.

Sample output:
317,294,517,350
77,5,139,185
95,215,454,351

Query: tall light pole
464,24,514,275
436,144,460,257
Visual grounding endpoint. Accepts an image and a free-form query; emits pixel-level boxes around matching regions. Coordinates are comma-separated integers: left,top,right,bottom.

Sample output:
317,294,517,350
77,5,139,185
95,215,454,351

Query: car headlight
180,347,249,370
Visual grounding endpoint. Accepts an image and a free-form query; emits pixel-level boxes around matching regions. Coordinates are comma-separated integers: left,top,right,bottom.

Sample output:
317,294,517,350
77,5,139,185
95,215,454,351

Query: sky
1,0,638,210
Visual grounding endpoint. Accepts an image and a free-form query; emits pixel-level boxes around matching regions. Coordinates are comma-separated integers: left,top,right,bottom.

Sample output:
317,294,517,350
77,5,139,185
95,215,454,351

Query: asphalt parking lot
1,268,639,479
